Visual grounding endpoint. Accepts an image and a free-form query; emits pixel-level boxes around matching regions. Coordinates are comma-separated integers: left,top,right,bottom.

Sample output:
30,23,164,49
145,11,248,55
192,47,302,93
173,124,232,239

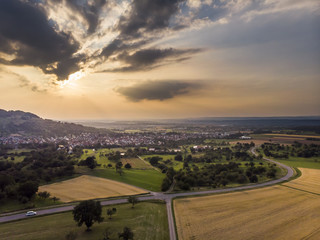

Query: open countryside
39,175,147,202
174,183,320,240
0,202,169,240
1,0,320,239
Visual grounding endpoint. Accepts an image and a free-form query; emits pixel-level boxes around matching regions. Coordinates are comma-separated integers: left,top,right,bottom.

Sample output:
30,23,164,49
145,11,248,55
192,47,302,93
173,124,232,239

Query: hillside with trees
0,109,103,137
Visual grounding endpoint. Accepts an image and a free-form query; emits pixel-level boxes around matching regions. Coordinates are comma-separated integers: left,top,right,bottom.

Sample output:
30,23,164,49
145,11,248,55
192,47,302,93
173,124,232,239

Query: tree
128,196,138,208
72,200,103,231
51,196,60,202
249,175,258,183
149,156,161,166
0,174,14,192
85,156,97,169
116,161,123,176
107,207,117,219
18,181,39,201
124,163,132,169
38,191,51,199
118,227,134,240
174,154,183,161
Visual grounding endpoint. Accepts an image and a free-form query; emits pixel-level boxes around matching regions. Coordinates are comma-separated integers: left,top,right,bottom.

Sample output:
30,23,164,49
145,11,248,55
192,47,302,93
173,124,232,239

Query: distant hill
0,109,102,137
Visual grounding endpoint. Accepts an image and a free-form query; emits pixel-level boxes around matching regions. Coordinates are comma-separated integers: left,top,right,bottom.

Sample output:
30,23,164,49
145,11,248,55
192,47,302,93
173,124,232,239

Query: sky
0,0,319,120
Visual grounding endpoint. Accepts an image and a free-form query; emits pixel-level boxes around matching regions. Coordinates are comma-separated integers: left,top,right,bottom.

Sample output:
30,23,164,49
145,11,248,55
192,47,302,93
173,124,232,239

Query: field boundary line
280,185,320,196
137,155,162,172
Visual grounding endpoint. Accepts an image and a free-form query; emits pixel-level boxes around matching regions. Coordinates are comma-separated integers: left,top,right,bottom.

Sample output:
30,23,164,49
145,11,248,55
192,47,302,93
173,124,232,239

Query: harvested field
284,168,320,194
39,175,147,202
174,185,320,240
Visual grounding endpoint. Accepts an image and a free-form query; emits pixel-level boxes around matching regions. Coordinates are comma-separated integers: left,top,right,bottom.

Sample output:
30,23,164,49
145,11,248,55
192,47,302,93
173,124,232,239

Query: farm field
230,139,270,145
251,134,320,145
255,148,320,169
80,148,113,166
264,134,320,139
81,148,153,169
122,157,153,169
275,158,320,169
142,154,184,170
90,168,165,192
284,168,320,194
174,184,320,239
39,175,147,202
0,202,169,240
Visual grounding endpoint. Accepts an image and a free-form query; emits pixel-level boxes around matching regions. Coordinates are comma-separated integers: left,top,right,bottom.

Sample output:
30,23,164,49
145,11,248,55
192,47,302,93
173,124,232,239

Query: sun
58,71,86,89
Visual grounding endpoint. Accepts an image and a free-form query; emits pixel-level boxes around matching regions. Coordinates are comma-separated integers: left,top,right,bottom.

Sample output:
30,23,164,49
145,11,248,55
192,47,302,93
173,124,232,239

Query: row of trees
261,142,320,159
161,161,277,191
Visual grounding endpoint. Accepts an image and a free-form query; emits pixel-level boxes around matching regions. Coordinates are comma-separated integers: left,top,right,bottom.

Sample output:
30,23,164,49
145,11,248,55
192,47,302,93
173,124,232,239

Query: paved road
0,147,295,240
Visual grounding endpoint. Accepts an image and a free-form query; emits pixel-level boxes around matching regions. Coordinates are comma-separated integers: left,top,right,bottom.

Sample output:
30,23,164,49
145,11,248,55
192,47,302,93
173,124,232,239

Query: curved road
0,148,294,240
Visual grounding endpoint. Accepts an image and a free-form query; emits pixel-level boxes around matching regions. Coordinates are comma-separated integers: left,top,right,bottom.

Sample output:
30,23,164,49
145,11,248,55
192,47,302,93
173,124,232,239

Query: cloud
116,0,187,39
0,0,82,80
8,70,48,93
116,80,200,101
104,47,202,72
63,0,108,34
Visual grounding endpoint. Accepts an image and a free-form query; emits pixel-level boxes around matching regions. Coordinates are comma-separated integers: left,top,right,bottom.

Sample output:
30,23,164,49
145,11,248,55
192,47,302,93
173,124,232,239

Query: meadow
174,183,320,240
274,157,320,169
142,154,184,170
0,197,62,214
0,202,169,240
39,175,147,202
81,148,153,169
256,146,320,169
90,168,165,192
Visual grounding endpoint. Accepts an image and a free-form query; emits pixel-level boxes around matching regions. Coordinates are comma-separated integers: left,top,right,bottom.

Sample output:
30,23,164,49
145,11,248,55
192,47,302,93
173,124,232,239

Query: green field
0,202,169,240
0,197,62,214
81,148,153,169
275,158,320,169
81,148,113,166
256,148,320,170
142,154,184,170
0,155,25,163
90,168,165,192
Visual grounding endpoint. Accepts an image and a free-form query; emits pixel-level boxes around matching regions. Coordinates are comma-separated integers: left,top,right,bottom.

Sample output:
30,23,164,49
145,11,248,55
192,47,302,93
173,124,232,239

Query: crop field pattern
174,169,320,240
39,175,147,202
284,168,320,194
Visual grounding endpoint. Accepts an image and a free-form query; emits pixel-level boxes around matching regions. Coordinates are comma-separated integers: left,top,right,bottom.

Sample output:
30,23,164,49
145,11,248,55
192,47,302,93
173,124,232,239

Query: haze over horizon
0,0,319,120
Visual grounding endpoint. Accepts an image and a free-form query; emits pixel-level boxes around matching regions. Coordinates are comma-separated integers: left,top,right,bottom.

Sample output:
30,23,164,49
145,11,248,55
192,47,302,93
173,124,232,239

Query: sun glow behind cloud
58,70,86,89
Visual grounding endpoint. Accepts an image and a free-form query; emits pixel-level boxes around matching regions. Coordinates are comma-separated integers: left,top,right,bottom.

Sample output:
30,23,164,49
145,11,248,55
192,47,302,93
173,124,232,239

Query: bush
124,163,132,169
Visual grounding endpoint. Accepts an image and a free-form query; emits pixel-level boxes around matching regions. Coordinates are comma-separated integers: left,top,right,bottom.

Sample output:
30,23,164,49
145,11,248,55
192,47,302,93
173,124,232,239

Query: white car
25,211,37,216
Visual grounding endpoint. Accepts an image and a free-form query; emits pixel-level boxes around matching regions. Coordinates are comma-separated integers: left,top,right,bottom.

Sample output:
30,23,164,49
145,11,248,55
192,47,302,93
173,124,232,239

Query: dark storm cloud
0,0,82,80
116,80,200,101
62,0,108,34
105,48,201,72
98,0,190,69
117,0,187,39
100,39,148,59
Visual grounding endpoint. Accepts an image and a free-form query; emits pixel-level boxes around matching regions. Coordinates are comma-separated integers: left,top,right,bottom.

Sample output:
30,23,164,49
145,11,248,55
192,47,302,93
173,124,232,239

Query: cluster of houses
1,130,234,149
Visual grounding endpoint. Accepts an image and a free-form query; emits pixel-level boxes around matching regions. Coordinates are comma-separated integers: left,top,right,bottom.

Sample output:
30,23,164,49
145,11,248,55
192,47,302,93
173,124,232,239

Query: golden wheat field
284,168,320,194
174,185,320,240
39,175,147,202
